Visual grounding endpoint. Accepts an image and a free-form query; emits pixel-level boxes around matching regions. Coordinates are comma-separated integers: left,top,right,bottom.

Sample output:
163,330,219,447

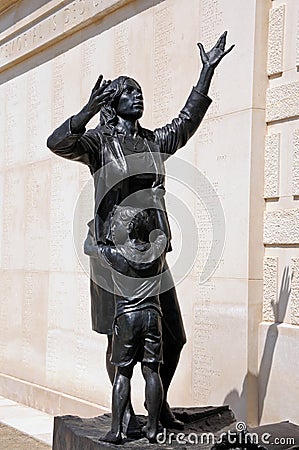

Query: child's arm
124,233,168,271
83,231,99,258
83,224,129,273
83,220,100,258
98,246,129,274
150,233,168,263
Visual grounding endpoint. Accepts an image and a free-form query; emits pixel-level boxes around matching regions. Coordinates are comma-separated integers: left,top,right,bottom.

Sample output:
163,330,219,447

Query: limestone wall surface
260,0,299,426
0,0,297,426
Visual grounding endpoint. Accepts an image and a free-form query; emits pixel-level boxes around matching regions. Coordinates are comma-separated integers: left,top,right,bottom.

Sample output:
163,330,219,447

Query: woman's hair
99,76,141,130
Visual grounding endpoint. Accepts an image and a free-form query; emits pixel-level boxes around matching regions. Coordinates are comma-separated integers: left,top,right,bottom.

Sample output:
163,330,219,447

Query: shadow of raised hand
273,266,291,323
223,266,292,424
258,265,291,422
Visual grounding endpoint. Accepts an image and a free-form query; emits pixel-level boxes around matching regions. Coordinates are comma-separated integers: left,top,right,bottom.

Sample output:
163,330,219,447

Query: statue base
52,405,235,449
52,406,299,449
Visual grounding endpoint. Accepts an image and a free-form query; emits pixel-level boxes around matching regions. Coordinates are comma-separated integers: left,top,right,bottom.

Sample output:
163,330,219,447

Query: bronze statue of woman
47,31,234,436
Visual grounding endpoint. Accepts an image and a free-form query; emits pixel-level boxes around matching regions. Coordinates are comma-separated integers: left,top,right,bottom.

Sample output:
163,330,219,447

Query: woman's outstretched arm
154,31,234,156
196,31,234,95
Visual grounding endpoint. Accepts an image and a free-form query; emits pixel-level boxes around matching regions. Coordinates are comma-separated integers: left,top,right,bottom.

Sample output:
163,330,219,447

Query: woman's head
99,76,143,129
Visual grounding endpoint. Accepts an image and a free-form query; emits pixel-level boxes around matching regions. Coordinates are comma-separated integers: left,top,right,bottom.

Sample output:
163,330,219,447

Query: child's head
128,210,150,242
110,206,150,245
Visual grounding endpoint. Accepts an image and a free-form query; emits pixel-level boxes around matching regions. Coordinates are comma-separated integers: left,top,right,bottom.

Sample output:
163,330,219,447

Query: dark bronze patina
47,31,234,444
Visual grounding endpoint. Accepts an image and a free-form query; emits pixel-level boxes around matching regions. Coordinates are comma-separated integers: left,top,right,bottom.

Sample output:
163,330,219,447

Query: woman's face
116,79,144,120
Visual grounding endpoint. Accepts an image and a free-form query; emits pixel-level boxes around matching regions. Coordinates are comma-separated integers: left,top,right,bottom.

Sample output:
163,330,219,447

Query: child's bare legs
141,362,163,442
102,363,134,444
106,336,140,436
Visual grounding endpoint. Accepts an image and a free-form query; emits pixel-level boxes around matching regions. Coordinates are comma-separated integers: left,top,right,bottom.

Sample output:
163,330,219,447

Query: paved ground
0,396,52,448
0,422,51,449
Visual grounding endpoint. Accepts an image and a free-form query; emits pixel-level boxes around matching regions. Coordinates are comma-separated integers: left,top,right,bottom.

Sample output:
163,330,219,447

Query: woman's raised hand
197,31,234,70
86,75,114,116
71,75,115,131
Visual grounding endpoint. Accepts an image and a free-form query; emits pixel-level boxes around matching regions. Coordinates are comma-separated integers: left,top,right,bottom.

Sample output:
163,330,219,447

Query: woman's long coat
47,87,211,344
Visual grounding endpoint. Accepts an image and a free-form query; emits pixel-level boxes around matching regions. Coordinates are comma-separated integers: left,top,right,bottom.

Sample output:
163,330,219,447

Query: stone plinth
53,406,235,449
52,406,299,450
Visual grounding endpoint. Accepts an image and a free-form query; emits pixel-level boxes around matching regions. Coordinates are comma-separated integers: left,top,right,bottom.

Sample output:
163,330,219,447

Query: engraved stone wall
114,23,129,75
152,4,174,125
0,0,134,71
0,0,298,425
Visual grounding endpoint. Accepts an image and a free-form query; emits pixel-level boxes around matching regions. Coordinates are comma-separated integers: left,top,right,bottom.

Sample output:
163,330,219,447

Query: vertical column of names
26,72,40,162
114,23,129,75
2,169,25,270
192,291,220,403
152,4,174,126
47,274,66,389
50,55,78,273
24,161,50,271
196,0,223,148
74,167,93,274
192,0,224,404
74,273,90,397
200,0,222,115
4,81,18,166
1,171,14,269
76,40,97,272
80,39,96,125
52,55,65,129
0,272,11,366
22,273,34,372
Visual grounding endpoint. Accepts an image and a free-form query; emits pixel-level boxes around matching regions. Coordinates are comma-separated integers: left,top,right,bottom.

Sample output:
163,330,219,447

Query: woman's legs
159,265,186,429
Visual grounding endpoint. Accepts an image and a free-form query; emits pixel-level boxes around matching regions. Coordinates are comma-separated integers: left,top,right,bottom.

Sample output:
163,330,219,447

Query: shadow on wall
223,267,291,424
0,0,166,85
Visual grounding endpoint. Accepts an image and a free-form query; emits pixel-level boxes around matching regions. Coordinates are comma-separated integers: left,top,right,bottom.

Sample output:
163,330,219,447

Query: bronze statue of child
84,205,168,444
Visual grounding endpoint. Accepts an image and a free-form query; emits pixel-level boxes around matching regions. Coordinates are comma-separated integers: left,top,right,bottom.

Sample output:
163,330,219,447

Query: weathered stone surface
266,82,299,123
264,133,280,199
291,258,299,326
52,407,299,450
263,257,278,322
53,406,235,449
292,130,299,197
0,0,134,71
267,5,285,76
264,209,299,245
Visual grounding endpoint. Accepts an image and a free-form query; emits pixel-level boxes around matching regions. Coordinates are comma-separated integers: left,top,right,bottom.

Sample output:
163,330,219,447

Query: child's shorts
111,308,163,367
